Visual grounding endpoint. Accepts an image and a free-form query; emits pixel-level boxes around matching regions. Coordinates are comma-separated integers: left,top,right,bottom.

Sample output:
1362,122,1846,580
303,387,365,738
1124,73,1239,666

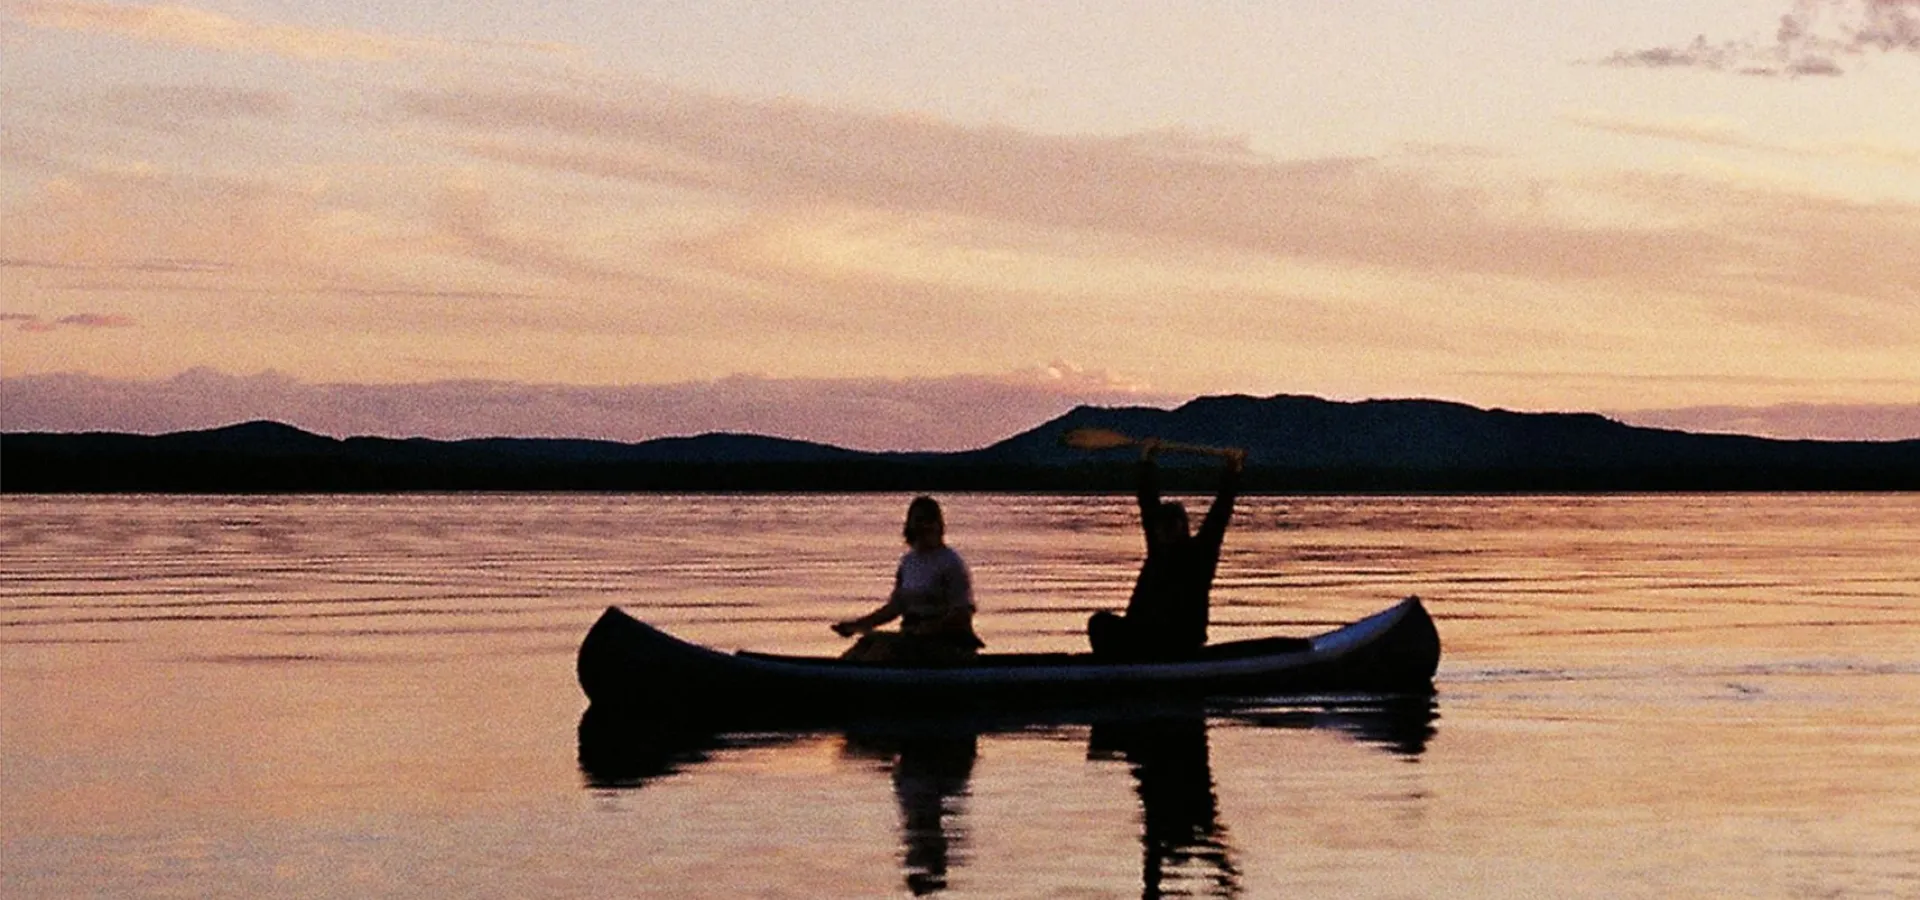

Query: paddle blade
1060,427,1138,451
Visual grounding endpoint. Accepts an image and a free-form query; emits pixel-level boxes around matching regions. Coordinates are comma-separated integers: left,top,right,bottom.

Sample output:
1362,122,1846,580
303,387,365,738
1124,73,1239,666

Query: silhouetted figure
843,729,980,896
1090,442,1243,660
892,734,978,895
1089,717,1241,899
835,496,984,664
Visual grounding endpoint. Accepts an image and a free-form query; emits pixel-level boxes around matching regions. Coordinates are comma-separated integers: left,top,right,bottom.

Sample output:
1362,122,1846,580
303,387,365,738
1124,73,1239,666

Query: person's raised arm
1136,440,1163,538
1197,450,1244,545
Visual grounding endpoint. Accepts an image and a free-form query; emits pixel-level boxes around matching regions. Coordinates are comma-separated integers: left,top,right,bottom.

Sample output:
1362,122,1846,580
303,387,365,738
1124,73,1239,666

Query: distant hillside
5,395,1918,492
1,421,905,492
972,394,1920,471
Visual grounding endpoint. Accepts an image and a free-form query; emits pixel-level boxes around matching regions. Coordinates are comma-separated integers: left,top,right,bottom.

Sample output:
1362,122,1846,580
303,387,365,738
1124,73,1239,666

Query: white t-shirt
892,546,973,634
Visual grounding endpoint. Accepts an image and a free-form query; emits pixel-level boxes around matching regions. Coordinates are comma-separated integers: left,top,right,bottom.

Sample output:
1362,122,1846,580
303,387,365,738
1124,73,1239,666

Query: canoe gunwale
708,597,1419,685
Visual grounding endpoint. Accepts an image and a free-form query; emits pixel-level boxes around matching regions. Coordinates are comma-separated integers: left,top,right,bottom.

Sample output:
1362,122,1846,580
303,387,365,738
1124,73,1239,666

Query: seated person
834,496,984,664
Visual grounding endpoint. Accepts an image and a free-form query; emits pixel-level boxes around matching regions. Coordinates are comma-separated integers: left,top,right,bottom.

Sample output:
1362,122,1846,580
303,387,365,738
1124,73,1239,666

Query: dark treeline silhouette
8,394,1919,492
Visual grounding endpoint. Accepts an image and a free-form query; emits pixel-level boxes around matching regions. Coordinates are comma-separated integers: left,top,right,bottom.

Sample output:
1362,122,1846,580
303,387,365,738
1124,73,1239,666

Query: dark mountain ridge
6,394,1917,492
972,394,1913,471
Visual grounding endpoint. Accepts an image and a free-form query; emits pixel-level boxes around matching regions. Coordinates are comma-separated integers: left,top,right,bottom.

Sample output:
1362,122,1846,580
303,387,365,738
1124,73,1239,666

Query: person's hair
903,495,944,542
1156,501,1190,534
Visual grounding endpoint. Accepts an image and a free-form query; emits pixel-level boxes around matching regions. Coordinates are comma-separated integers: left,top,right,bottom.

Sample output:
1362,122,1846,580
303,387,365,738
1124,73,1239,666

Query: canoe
577,596,1440,720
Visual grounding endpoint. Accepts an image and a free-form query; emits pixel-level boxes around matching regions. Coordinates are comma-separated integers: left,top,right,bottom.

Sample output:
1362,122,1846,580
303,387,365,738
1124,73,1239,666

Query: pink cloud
7,0,425,60
1616,403,1920,441
400,81,1920,317
3,1,575,61
1,313,57,333
2,255,231,273
54,312,136,328
89,84,295,133
397,84,1738,289
0,368,1179,451
0,167,351,285
2,311,135,331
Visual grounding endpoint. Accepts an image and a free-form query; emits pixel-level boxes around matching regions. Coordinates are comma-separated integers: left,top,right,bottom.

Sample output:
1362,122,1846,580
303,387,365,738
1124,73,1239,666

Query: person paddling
834,496,984,664
1087,438,1244,660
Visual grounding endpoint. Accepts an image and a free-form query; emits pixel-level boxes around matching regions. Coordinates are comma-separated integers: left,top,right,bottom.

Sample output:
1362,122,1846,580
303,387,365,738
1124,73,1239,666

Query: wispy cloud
0,166,378,293
2,0,570,61
396,78,1920,319
0,124,57,169
1461,368,1919,391
85,84,295,134
1615,402,1920,441
395,82,1740,290
9,71,1915,393
1560,109,1920,175
2,255,235,273
425,179,643,283
0,313,53,333
0,366,1177,450
55,312,136,328
1,311,136,332
1560,111,1761,150
1598,0,1920,77
5,0,426,60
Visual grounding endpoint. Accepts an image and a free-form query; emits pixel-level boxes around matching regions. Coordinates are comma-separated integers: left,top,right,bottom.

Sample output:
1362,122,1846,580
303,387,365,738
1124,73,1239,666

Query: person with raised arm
1085,436,1244,660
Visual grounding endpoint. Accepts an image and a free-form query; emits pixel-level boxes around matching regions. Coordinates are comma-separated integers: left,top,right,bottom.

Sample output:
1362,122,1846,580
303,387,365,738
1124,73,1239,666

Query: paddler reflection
578,698,1434,897
1090,716,1242,898
842,730,979,896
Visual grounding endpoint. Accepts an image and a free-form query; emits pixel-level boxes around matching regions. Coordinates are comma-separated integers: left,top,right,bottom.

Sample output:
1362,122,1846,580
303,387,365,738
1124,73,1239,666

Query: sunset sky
3,0,1918,448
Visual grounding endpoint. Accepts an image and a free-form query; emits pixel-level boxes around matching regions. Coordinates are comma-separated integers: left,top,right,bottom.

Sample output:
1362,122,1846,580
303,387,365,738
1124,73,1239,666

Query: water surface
3,493,1917,897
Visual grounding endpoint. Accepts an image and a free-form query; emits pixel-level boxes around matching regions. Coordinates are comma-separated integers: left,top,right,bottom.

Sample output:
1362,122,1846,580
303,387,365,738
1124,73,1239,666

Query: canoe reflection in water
579,696,1436,898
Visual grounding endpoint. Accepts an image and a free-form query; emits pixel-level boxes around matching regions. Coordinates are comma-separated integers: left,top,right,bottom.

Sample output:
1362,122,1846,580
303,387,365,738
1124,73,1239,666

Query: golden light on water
4,493,1917,895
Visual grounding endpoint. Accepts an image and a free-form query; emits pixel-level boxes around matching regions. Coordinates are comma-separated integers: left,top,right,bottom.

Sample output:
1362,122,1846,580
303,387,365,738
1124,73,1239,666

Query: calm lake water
2,493,1917,898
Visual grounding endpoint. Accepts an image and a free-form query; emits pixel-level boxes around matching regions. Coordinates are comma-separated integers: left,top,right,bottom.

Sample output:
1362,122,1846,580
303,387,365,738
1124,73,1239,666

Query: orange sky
3,1,1917,444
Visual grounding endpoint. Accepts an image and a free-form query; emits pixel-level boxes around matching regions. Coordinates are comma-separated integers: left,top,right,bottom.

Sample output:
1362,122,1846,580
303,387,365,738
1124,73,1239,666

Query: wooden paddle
1059,426,1241,460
